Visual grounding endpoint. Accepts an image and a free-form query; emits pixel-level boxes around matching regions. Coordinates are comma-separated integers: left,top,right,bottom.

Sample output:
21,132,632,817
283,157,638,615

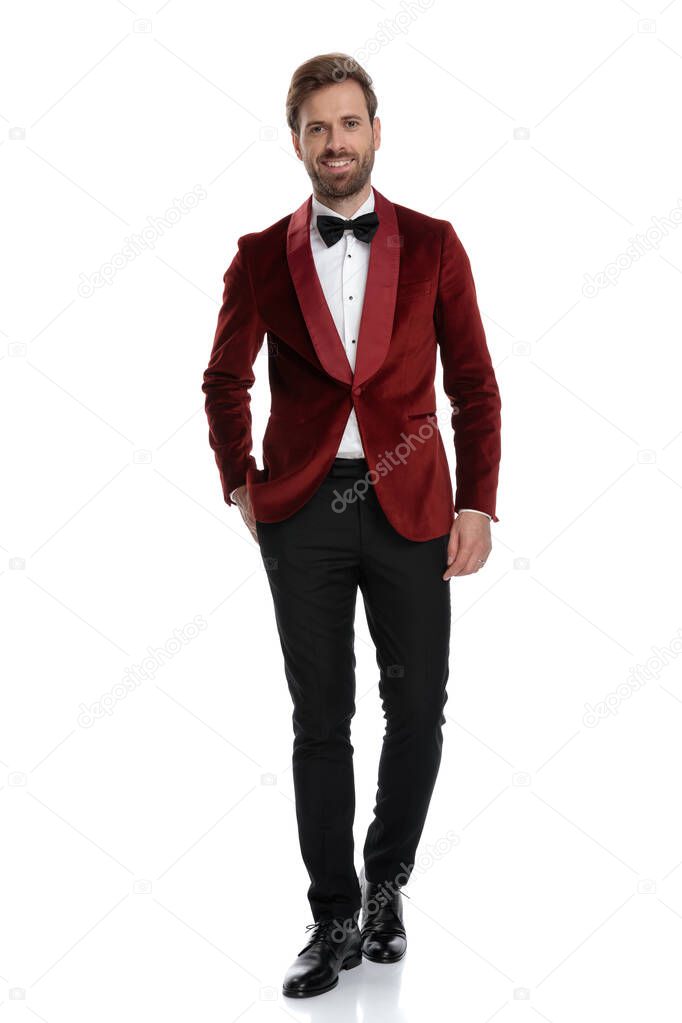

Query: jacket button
352,385,363,396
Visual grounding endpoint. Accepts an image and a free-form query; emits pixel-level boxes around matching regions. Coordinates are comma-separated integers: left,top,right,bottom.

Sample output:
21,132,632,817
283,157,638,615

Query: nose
325,128,347,152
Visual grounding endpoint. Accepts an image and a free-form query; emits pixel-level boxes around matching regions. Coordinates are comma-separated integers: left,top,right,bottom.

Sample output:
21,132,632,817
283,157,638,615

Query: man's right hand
233,485,259,543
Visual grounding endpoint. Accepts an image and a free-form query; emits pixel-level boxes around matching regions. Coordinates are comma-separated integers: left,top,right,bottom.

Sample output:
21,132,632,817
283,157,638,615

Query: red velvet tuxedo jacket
202,185,501,541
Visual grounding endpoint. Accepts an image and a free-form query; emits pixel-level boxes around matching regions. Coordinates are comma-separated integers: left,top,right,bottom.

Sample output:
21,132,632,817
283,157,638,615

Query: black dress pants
255,458,451,923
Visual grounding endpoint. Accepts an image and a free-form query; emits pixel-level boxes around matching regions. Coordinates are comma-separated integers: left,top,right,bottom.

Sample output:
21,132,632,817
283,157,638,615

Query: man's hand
443,511,492,580
233,485,259,544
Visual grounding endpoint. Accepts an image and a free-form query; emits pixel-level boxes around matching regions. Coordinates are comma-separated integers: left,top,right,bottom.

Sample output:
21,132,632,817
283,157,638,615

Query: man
202,53,501,998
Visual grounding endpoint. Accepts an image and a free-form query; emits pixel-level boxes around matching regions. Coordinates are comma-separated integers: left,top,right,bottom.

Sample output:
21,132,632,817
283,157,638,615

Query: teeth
324,159,351,167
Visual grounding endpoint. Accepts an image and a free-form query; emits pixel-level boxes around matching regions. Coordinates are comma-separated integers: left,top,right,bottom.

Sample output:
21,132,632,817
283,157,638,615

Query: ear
372,116,381,150
291,130,302,160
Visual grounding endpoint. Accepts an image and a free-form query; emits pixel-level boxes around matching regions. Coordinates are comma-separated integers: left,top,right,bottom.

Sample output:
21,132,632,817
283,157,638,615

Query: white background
2,0,682,1019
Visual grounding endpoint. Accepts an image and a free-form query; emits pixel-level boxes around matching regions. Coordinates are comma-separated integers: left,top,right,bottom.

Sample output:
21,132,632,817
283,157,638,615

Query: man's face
292,79,381,200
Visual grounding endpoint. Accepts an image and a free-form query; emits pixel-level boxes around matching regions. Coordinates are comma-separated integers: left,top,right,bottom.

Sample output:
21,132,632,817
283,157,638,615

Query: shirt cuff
458,508,492,520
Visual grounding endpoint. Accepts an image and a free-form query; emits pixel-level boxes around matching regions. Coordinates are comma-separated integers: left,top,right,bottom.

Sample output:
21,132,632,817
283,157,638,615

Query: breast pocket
396,278,433,298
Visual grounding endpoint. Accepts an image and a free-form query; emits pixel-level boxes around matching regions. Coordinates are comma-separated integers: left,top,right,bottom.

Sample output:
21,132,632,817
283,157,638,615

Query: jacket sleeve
202,238,265,506
434,220,502,522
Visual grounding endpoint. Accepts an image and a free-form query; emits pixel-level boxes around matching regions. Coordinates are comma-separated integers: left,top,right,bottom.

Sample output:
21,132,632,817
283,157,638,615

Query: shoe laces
300,917,346,953
362,883,409,930
365,881,411,905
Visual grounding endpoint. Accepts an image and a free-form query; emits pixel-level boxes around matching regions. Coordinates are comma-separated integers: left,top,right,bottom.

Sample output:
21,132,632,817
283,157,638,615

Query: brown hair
286,53,378,136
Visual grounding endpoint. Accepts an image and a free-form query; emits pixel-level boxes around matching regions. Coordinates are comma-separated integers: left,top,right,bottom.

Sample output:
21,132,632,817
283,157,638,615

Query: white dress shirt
310,190,372,458
230,190,490,520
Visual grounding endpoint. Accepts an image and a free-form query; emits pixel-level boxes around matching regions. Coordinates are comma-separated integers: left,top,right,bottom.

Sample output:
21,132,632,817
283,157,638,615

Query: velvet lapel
285,185,400,388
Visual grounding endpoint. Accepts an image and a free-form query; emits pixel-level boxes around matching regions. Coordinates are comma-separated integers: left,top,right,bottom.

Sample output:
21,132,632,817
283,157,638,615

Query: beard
305,145,375,201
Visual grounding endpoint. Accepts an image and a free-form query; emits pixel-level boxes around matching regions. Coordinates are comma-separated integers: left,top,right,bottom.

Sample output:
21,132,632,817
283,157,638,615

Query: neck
313,181,372,218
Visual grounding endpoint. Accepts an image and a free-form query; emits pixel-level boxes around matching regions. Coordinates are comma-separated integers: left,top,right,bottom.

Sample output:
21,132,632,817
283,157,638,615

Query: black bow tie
316,211,380,247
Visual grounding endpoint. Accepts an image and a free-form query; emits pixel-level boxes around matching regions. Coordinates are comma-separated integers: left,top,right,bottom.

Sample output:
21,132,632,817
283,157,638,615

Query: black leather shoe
359,865,407,963
282,916,362,998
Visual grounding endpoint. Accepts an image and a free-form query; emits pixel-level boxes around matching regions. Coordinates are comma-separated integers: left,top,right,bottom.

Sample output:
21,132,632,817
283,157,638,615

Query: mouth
320,157,355,174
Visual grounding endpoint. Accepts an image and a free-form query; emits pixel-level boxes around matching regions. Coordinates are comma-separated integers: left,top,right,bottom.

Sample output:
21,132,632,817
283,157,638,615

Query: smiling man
202,52,501,998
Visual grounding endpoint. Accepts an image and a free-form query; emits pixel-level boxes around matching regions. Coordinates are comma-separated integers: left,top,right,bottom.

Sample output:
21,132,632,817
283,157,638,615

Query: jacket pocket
398,279,433,295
